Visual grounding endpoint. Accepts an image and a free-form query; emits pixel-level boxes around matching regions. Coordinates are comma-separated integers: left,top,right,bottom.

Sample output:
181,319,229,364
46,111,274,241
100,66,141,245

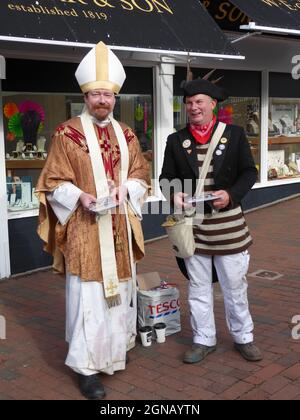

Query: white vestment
48,181,146,375
65,273,136,375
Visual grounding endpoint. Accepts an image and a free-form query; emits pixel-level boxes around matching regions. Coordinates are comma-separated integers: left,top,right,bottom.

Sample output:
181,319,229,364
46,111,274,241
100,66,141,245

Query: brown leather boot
183,344,216,364
234,342,263,362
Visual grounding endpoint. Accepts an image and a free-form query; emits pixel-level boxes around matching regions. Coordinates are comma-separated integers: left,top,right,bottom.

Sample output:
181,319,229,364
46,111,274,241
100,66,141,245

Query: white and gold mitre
75,41,126,94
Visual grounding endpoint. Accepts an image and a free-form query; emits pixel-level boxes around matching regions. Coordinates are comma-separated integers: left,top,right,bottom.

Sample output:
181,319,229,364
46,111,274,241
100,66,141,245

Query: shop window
3,92,70,218
267,98,300,181
220,96,260,175
173,96,187,131
3,92,153,218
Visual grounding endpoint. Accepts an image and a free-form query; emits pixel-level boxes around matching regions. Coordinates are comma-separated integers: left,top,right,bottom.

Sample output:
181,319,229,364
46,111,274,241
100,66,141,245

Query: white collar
91,116,111,128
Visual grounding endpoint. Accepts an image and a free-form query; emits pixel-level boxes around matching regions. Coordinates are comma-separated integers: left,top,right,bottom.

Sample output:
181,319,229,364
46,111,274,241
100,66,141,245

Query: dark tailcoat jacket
159,122,258,280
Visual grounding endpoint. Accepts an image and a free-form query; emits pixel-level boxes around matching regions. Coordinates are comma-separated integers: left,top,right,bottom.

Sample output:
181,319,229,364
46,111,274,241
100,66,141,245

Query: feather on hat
182,69,228,103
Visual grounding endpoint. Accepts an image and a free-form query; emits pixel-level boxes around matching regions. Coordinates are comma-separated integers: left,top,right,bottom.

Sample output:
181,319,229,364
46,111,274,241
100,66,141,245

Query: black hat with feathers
181,69,228,103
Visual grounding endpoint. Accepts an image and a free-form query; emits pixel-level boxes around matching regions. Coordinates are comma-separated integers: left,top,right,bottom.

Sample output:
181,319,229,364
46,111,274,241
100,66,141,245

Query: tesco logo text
148,299,180,316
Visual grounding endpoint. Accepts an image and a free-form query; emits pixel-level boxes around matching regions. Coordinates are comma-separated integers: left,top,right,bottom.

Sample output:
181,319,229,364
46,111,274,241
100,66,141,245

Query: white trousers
184,252,254,346
65,273,136,376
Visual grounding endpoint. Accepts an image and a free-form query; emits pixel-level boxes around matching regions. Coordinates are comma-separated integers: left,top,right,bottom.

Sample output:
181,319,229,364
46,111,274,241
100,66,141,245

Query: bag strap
195,122,226,197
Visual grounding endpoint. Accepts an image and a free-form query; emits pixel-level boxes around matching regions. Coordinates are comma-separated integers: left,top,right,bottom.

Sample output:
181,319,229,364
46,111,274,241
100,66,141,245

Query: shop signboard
0,0,240,56
230,0,300,31
203,0,300,33
201,0,250,32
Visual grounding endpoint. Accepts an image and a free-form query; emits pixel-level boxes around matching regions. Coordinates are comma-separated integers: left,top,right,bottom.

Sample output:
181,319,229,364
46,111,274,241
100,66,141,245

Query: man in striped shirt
160,77,262,364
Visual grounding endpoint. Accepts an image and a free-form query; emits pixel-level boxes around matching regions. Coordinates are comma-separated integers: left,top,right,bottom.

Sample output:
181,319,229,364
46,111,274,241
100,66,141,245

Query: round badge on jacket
220,138,228,144
183,139,191,149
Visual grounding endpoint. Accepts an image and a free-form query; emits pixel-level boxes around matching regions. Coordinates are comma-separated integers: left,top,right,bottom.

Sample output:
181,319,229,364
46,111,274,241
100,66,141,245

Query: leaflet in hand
186,193,217,204
89,196,117,213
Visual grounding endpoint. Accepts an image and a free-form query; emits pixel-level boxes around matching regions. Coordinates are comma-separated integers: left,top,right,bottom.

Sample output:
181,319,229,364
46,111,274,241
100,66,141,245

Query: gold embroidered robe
36,116,150,282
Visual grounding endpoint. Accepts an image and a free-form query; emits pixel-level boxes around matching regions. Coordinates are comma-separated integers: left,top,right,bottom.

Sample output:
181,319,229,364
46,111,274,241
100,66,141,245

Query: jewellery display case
267,99,300,180
7,181,39,212
5,153,47,218
248,135,300,180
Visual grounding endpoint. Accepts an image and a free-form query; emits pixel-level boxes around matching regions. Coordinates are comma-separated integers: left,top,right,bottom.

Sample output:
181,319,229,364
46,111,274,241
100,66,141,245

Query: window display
3,92,154,218
173,96,187,131
267,98,300,180
4,100,46,159
6,179,39,212
219,97,261,174
3,93,66,218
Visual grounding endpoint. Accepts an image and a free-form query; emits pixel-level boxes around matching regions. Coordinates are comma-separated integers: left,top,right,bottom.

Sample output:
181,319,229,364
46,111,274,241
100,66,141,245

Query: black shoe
78,373,106,400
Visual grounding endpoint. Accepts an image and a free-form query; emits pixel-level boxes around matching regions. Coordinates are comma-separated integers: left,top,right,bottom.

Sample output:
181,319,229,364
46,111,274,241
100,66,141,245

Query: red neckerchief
188,116,217,144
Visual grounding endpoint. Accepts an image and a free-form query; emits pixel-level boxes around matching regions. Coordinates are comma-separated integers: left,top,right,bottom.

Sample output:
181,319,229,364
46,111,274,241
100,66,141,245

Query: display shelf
6,160,46,169
269,175,300,181
249,136,300,145
7,208,39,220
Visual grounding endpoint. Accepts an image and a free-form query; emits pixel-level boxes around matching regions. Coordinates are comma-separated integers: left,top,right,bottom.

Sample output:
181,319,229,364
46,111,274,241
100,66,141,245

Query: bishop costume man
36,41,150,399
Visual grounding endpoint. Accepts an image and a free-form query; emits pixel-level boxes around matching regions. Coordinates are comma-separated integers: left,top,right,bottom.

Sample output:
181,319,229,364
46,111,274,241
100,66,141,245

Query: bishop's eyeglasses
88,91,115,99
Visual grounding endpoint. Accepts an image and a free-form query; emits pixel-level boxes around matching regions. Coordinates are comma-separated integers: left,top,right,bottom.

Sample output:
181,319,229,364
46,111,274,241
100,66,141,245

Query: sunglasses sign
0,0,239,56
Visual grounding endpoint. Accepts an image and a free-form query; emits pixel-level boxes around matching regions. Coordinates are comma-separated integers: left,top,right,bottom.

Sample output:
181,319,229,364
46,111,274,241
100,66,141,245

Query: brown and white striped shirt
193,143,252,256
